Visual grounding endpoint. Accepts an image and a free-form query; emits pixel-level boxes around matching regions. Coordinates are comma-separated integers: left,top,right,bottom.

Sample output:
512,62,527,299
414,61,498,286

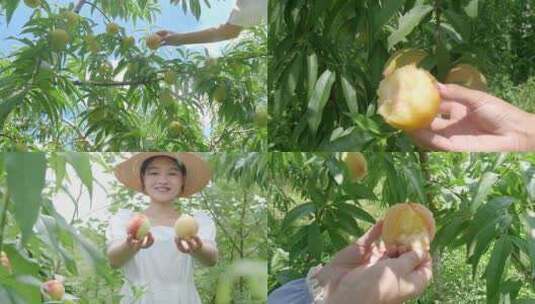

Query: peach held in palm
127,214,151,240
382,203,435,252
175,215,199,240
377,65,441,131
42,279,65,301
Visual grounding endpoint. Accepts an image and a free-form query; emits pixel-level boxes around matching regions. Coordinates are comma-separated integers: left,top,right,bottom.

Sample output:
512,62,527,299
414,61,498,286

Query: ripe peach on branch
342,152,367,182
445,64,487,91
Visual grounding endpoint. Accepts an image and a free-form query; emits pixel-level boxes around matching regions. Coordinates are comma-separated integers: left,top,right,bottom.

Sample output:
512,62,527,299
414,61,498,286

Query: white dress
228,0,268,27
106,209,217,304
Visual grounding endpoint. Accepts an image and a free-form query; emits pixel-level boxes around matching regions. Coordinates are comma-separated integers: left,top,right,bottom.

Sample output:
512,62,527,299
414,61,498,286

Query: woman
156,0,268,46
106,152,218,303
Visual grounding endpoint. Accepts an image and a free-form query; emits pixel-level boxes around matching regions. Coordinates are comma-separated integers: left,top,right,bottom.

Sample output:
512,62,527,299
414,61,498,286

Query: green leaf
307,53,318,101
5,153,46,244
402,162,426,204
306,70,336,134
464,0,479,18
282,202,316,229
337,202,375,224
485,236,512,304
61,152,93,199
522,211,535,278
340,75,358,114
471,172,499,212
443,8,472,42
433,214,469,250
0,89,27,127
372,0,407,33
387,5,433,49
307,222,323,260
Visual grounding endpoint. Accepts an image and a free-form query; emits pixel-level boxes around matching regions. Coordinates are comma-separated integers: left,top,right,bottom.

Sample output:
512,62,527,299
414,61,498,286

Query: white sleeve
194,211,217,244
227,0,267,28
105,209,133,247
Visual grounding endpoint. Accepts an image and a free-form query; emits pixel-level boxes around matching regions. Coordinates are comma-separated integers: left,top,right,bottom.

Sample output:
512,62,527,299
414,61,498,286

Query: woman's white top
228,0,268,27
106,209,217,304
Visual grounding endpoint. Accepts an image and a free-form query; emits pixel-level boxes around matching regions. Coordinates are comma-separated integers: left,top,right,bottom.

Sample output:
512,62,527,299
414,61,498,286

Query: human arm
156,23,242,46
175,236,218,266
107,233,154,269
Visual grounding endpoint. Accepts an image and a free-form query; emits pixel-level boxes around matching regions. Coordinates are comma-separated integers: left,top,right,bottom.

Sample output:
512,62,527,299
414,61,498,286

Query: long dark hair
140,156,187,192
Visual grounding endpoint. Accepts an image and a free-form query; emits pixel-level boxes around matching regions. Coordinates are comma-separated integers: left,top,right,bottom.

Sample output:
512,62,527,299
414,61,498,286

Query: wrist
518,112,535,151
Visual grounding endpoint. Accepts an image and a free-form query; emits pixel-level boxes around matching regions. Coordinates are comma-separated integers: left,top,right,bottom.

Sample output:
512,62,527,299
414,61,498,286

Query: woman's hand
126,232,155,251
316,221,433,304
174,236,203,254
155,30,180,46
409,83,535,151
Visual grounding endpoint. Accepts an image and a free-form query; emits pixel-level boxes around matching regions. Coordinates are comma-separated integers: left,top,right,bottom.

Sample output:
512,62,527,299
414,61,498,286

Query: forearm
166,23,242,45
192,242,218,266
107,240,139,269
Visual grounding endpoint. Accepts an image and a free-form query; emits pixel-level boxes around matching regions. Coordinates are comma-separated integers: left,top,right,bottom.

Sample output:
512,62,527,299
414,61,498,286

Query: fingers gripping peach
175,215,199,240
377,65,441,131
127,214,151,240
382,203,435,252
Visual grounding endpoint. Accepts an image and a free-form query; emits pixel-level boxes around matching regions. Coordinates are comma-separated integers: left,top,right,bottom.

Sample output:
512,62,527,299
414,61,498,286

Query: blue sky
0,0,236,56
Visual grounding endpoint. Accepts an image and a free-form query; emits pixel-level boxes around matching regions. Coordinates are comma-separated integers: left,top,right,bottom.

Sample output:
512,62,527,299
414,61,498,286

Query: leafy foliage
268,152,535,303
268,0,535,151
0,0,267,151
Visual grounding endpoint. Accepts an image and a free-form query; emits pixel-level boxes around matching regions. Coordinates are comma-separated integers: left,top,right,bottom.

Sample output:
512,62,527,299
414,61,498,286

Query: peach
168,121,182,137
42,279,65,301
106,22,120,35
127,214,151,240
383,48,428,77
445,64,487,91
382,203,435,251
146,34,162,50
342,152,367,181
377,65,441,131
174,215,199,240
49,29,70,52
163,70,177,85
213,85,226,103
0,251,11,273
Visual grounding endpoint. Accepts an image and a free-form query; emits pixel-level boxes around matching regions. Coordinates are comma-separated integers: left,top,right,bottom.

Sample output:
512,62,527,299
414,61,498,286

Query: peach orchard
0,0,267,151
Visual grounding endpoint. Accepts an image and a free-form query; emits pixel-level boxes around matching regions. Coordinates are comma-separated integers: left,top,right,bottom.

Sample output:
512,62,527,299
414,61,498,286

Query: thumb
385,249,427,275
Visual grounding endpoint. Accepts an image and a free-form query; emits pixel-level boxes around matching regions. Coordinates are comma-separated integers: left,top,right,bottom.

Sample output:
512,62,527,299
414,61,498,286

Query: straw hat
114,152,212,197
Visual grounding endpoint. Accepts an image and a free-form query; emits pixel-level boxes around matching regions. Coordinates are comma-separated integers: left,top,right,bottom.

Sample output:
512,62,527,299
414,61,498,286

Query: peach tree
268,152,535,303
268,0,534,151
0,0,267,151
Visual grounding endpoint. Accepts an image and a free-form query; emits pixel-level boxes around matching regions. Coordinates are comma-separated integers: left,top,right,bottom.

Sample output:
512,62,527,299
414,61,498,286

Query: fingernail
436,82,447,92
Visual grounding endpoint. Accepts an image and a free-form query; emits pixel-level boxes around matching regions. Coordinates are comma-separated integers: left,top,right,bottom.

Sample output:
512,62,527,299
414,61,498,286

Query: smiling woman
106,152,218,304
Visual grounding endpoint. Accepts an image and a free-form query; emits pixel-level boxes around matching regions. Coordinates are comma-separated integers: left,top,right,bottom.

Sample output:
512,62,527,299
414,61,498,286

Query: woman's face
142,157,184,203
